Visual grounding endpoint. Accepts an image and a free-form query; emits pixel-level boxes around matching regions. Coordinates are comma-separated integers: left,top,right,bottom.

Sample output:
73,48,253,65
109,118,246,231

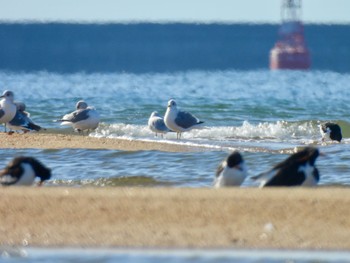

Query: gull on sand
56,100,100,134
0,90,17,132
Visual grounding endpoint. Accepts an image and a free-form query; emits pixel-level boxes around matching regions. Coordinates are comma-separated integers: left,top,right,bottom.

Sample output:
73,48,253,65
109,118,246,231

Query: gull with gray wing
164,99,204,139
56,100,100,134
7,102,43,133
148,111,172,137
0,90,17,132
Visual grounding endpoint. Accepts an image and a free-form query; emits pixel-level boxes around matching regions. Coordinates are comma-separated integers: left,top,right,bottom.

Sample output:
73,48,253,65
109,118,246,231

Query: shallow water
2,247,350,263
1,70,350,187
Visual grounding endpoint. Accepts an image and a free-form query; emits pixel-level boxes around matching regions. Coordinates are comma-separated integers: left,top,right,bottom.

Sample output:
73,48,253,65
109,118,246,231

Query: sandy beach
1,187,350,250
0,133,350,250
0,132,194,152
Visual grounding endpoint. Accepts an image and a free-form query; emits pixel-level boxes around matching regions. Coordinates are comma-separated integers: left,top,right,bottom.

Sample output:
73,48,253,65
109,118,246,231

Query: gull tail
27,122,43,131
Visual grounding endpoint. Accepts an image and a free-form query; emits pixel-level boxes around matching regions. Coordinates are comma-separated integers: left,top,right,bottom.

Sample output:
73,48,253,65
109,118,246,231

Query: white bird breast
214,162,247,187
298,163,318,186
15,163,36,186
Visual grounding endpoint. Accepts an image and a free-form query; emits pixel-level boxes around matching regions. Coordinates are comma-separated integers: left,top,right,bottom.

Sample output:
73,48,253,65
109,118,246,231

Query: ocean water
0,23,350,261
0,69,350,187
0,23,349,73
2,247,350,263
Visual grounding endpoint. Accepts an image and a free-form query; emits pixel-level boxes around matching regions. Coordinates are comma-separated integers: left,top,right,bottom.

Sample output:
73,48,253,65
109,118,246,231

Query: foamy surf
90,120,339,152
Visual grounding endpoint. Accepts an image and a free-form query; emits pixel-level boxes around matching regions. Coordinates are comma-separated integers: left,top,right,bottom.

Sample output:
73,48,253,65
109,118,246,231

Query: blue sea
0,23,350,261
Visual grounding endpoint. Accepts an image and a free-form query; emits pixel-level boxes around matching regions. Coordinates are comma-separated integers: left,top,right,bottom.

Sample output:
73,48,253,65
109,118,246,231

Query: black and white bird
251,147,321,187
164,99,204,139
0,90,17,132
214,151,248,188
7,102,43,133
148,111,172,137
56,100,100,134
0,157,51,186
320,122,342,142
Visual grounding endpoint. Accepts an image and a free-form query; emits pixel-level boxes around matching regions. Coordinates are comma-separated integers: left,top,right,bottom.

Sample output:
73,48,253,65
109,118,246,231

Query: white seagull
0,156,51,186
148,111,172,137
7,102,43,133
57,100,100,134
214,151,248,188
0,90,17,132
164,99,204,139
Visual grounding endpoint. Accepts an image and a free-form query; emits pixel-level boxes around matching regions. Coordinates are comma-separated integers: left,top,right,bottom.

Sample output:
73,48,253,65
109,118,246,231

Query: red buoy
269,0,311,70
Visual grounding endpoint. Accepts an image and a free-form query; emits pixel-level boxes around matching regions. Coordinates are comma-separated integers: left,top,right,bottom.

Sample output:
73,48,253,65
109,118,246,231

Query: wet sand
0,133,350,250
0,132,194,152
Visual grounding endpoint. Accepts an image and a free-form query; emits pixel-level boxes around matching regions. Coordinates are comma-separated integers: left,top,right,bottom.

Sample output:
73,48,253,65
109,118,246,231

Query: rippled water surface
2,248,350,263
1,70,350,187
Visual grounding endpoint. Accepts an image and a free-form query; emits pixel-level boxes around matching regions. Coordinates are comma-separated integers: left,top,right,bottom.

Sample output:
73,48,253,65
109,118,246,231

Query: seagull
0,90,17,132
320,122,342,142
148,111,172,137
56,100,100,134
164,99,204,139
213,151,248,188
0,157,51,186
7,102,43,133
251,147,321,187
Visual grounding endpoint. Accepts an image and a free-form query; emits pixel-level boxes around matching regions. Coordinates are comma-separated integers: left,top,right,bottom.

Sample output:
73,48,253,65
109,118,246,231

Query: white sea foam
93,120,321,142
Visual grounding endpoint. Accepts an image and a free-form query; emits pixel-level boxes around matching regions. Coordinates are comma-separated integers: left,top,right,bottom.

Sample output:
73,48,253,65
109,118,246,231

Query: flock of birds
0,90,344,188
148,99,343,188
0,90,100,134
148,99,204,139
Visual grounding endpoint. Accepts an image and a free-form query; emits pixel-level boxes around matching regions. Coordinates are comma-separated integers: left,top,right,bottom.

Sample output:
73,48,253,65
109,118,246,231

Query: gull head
150,111,160,118
15,102,26,112
0,90,14,101
167,99,177,109
76,100,88,110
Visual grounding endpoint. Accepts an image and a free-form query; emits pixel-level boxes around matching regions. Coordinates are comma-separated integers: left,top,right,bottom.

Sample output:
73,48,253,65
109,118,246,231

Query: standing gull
320,122,342,143
214,151,248,188
251,147,321,187
56,100,100,134
164,99,204,139
148,111,171,137
7,102,43,133
0,90,17,132
0,156,51,186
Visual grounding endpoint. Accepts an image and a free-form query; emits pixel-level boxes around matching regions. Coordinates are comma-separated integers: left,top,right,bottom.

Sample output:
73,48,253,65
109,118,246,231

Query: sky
0,0,349,24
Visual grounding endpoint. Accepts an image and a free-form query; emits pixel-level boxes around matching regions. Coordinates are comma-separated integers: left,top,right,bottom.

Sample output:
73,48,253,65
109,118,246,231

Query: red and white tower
269,0,311,70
